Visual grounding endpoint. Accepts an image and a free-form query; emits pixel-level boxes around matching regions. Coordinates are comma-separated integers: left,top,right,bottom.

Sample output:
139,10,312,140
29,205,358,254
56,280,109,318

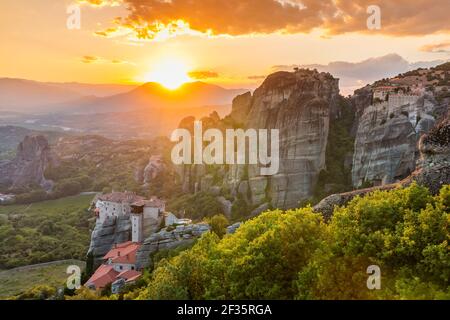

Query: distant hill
70,81,247,114
0,78,83,112
0,78,247,117
44,82,137,98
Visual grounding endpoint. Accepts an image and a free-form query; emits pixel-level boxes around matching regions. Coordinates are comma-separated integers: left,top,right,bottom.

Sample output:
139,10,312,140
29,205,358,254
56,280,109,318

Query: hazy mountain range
0,78,247,139
0,78,246,114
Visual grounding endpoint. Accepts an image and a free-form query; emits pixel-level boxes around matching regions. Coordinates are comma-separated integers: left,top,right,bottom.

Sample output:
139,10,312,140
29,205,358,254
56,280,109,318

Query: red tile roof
132,197,165,208
98,192,144,203
117,270,141,282
103,241,140,265
85,266,142,289
85,265,118,289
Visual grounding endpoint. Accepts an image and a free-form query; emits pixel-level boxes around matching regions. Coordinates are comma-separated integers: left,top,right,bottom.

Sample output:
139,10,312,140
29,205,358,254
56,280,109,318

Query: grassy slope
0,260,85,298
0,194,95,269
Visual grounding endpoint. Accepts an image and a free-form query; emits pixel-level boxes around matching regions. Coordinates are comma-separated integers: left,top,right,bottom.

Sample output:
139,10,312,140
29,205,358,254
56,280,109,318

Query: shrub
206,214,229,238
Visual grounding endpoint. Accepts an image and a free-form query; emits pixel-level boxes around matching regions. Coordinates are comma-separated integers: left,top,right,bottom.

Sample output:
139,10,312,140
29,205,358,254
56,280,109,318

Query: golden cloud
420,42,450,53
81,55,99,64
81,55,133,64
188,70,219,80
324,0,450,36
77,0,121,7
85,0,450,39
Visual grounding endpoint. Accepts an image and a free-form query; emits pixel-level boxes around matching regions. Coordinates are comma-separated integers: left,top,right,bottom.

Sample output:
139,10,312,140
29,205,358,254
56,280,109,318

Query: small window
131,266,135,270
119,265,123,270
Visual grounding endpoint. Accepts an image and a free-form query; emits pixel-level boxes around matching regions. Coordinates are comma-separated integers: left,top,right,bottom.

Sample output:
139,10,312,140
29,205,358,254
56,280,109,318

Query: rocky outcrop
87,216,132,268
216,196,232,218
229,92,252,124
135,223,210,269
411,116,450,194
313,183,399,219
314,115,450,218
351,92,440,187
142,155,164,186
226,222,241,234
0,135,55,191
243,70,339,209
175,64,449,218
178,69,340,210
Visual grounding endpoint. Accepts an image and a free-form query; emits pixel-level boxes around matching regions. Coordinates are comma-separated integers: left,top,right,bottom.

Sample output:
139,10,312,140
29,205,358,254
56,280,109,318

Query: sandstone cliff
412,116,450,194
135,223,210,269
87,215,132,268
351,64,450,188
352,92,440,187
244,70,340,208
314,115,450,218
178,69,340,210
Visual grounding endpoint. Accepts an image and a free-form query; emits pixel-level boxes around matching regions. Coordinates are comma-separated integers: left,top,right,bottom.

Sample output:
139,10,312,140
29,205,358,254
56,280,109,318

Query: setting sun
144,59,192,90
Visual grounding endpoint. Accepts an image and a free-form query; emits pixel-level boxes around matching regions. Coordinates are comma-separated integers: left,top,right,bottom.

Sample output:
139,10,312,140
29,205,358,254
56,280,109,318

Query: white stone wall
131,214,143,243
111,263,136,272
143,207,160,220
165,213,178,226
373,90,388,101
96,200,131,224
388,94,419,111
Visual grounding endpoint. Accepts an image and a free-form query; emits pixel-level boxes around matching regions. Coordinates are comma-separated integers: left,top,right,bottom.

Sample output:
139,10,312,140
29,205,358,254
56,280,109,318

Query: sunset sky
1,0,449,92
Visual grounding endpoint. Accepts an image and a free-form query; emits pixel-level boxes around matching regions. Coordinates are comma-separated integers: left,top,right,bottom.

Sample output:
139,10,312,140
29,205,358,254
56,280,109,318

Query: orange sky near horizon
0,0,449,91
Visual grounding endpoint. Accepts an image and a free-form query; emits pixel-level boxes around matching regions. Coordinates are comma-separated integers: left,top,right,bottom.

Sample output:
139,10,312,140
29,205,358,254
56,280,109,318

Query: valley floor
0,259,85,298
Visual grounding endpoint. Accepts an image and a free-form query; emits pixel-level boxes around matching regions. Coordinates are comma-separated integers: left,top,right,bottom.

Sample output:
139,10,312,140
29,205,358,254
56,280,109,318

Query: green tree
206,214,229,239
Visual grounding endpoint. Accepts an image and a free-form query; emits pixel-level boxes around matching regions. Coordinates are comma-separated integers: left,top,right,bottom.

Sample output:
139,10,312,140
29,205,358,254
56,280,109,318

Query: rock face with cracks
351,92,440,187
178,69,340,210
314,116,450,218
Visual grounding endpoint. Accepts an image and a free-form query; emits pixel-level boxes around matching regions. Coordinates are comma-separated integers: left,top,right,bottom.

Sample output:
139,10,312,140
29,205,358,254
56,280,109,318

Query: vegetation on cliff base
167,191,223,221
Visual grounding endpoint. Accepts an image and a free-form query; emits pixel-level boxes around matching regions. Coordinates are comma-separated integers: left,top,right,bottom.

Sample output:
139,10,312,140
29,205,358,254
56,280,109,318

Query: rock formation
314,115,450,218
143,155,164,185
0,135,55,191
135,223,210,269
244,70,339,208
87,215,132,268
178,69,340,210
411,116,450,194
351,91,439,187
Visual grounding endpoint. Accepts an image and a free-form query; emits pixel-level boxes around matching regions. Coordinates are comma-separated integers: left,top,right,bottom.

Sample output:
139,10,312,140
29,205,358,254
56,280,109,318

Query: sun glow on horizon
143,59,192,90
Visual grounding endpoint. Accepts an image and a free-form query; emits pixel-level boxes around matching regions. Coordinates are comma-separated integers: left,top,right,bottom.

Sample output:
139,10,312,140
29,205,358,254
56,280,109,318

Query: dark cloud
85,0,450,39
